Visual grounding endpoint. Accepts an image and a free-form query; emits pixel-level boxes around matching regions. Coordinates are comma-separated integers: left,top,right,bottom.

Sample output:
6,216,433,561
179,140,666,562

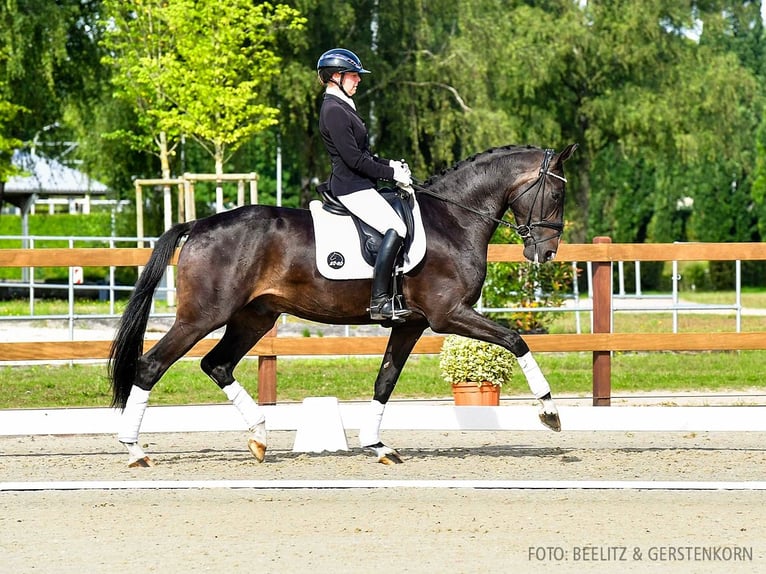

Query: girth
316,182,415,267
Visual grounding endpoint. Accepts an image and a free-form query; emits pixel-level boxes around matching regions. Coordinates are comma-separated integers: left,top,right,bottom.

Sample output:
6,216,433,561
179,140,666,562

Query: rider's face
337,72,360,96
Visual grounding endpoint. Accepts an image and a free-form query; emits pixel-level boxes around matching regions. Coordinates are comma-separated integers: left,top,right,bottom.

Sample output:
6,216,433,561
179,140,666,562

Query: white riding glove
390,159,412,187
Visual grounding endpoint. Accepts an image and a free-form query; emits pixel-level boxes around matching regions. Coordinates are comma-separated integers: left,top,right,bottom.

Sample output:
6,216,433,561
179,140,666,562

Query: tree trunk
215,144,224,213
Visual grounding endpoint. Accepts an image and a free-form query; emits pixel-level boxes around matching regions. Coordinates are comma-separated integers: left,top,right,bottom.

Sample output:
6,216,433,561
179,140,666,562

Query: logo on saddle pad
327,251,345,269
309,193,426,280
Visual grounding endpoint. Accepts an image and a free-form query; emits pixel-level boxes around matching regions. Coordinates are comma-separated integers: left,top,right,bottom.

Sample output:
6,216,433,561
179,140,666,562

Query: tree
0,94,23,182
101,0,181,182
0,1,105,146
101,0,305,208
160,0,305,209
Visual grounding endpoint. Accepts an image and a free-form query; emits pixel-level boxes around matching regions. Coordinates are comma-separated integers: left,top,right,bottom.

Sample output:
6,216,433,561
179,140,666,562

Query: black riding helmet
316,48,371,84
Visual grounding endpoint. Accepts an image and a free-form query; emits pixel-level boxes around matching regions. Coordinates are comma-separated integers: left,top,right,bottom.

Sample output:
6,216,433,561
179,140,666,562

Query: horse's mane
422,144,537,187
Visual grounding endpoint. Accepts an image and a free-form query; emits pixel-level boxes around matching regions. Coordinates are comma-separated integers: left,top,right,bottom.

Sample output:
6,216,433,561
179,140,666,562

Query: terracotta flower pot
451,381,501,406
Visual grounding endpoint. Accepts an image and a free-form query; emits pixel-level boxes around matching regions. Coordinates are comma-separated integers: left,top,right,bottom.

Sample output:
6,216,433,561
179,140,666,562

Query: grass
1,290,764,409
1,350,764,409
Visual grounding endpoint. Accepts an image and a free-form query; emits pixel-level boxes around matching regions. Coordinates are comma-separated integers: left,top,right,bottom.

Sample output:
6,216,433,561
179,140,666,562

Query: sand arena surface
2,316,765,572
2,428,765,573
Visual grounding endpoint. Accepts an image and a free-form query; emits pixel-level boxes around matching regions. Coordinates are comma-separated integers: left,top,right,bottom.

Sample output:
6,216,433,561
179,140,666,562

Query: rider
316,47,413,323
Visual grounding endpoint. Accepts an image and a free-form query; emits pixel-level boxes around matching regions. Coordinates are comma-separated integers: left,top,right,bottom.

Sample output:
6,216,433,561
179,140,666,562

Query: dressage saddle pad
309,195,427,280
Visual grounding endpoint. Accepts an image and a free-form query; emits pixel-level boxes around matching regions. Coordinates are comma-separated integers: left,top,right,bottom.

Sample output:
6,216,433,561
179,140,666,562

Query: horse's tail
108,221,194,409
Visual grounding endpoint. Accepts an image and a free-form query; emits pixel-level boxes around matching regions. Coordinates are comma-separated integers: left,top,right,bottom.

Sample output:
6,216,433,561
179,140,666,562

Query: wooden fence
1,239,765,405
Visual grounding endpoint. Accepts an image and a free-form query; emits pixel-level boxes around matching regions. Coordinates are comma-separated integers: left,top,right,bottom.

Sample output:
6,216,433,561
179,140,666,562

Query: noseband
413,148,566,245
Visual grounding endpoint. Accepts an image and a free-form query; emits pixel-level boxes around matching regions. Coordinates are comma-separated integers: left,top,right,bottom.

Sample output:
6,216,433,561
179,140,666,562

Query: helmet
316,48,371,79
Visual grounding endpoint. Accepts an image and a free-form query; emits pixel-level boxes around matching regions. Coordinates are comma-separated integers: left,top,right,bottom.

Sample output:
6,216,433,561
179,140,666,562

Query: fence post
592,236,612,405
258,323,278,405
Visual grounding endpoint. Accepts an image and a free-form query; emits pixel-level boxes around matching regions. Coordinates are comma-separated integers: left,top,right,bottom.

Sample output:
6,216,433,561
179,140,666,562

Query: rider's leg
369,229,411,321
338,189,411,322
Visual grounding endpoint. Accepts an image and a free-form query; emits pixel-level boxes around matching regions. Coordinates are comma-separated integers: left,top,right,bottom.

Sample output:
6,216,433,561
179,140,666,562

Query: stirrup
369,296,412,323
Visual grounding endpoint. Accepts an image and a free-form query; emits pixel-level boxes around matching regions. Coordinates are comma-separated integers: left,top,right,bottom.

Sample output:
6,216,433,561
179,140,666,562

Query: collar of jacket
325,84,356,110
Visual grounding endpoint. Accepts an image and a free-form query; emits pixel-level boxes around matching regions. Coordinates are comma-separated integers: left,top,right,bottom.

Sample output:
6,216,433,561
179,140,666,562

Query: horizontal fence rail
2,239,766,405
2,241,766,267
1,332,765,362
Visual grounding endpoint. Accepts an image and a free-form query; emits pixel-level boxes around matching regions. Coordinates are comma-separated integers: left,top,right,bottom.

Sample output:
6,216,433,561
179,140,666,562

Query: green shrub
680,262,711,291
482,226,576,333
438,335,515,386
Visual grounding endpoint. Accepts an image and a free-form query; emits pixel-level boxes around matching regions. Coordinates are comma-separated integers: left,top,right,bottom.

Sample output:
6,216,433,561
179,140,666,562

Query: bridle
412,148,566,246
508,148,566,246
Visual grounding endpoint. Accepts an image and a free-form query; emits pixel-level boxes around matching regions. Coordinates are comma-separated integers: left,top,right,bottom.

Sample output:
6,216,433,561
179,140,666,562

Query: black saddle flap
317,182,348,216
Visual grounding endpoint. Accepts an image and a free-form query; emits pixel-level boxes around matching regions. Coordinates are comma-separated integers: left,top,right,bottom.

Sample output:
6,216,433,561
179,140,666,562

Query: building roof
4,150,109,197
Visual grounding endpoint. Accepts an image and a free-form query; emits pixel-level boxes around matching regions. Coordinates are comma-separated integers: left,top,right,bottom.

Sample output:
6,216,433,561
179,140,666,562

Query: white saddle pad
309,197,427,280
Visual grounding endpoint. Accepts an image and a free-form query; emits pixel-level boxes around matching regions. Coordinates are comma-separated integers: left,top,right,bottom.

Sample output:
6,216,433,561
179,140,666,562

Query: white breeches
338,188,407,239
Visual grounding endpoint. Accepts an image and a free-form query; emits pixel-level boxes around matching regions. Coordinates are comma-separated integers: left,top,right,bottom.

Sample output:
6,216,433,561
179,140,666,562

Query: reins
411,148,566,246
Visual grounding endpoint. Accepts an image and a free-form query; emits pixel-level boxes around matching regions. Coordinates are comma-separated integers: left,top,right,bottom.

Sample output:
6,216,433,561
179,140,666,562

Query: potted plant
438,335,515,406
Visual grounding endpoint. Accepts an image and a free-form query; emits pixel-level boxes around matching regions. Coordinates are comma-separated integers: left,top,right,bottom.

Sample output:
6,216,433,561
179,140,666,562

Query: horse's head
509,144,578,263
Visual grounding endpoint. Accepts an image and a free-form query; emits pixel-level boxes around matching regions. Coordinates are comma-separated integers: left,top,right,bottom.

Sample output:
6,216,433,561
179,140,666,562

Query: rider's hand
390,160,412,187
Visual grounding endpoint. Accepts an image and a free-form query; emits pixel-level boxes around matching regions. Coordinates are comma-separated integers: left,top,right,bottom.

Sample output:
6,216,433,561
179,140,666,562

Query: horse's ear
557,143,578,165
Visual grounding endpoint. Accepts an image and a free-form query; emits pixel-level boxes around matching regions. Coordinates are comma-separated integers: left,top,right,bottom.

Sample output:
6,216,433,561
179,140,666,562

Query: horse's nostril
545,251,556,262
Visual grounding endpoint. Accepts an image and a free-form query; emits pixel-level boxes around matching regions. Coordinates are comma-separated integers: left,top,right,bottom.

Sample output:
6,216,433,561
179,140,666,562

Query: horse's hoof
539,411,562,432
128,456,155,468
248,438,267,463
364,442,404,464
379,451,404,465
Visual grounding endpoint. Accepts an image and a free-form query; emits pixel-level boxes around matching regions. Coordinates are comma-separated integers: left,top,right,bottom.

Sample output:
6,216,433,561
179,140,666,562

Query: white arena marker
2,480,766,492
292,397,348,453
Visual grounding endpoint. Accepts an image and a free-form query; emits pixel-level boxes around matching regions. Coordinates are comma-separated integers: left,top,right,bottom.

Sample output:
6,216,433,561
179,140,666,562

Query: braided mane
422,145,536,187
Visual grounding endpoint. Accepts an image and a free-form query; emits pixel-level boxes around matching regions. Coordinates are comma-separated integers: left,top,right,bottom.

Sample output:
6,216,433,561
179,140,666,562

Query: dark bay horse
109,143,578,466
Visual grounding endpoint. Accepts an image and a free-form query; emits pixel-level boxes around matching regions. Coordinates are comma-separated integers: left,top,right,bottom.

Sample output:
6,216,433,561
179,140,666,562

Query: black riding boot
369,229,412,322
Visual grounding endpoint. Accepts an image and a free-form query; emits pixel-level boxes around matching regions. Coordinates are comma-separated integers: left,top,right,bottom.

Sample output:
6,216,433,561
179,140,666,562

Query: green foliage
438,335,515,386
484,261,575,332
101,0,306,178
3,0,766,249
679,262,711,292
483,227,575,332
751,108,766,241
0,97,23,181
0,213,112,245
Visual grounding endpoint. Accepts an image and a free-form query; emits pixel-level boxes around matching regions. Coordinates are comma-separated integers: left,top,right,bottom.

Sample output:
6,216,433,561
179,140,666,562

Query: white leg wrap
124,442,149,461
223,381,265,431
516,352,551,399
358,399,386,447
117,386,150,444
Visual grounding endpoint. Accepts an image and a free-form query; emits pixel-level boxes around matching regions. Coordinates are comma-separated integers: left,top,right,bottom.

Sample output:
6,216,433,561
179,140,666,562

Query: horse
108,143,578,466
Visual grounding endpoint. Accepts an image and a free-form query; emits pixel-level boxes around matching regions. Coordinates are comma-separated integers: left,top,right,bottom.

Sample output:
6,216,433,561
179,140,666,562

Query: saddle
316,182,416,267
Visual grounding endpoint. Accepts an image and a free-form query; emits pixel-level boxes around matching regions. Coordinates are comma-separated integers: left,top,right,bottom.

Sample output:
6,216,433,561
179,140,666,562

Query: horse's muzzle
543,249,557,262
523,242,558,264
